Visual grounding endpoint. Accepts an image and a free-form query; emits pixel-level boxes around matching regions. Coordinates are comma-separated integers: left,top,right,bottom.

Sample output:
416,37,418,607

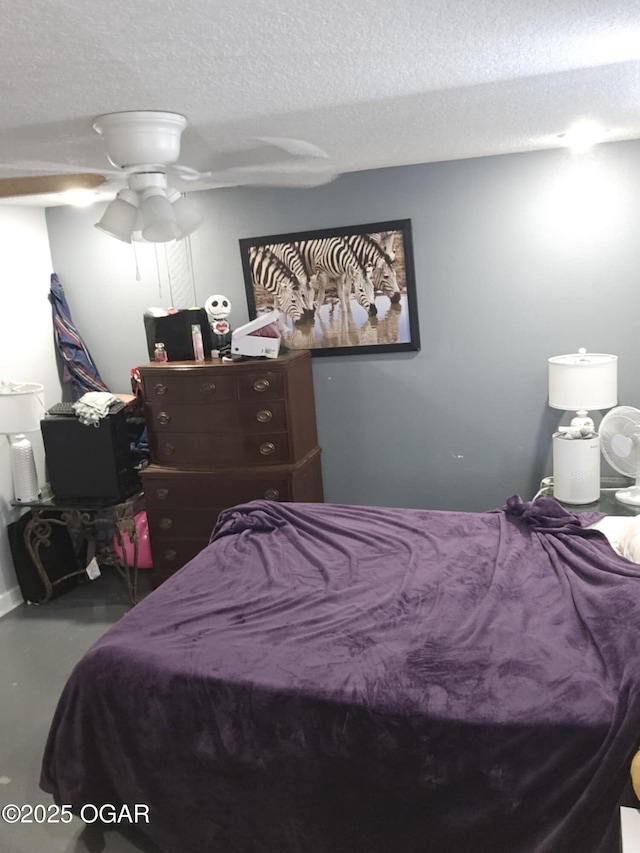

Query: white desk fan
599,406,640,505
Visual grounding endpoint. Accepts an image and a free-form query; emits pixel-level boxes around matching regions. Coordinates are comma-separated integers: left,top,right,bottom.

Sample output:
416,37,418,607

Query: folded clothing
73,392,124,427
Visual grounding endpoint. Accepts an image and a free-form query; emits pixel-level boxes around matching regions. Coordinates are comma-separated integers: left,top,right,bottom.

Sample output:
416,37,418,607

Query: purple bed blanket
41,496,640,852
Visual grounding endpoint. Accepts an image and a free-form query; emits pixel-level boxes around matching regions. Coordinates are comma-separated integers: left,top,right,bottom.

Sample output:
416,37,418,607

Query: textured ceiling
2,0,640,204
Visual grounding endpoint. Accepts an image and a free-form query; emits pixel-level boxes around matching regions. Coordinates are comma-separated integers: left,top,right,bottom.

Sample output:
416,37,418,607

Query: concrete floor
0,568,158,853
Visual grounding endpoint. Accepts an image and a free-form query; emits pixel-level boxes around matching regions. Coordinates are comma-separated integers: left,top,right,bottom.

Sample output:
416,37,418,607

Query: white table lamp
548,349,617,505
0,381,45,502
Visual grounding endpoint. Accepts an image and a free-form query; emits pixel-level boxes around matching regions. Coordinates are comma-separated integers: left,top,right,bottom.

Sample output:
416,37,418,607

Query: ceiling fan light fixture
167,189,203,237
94,188,139,243
140,187,180,242
95,176,203,244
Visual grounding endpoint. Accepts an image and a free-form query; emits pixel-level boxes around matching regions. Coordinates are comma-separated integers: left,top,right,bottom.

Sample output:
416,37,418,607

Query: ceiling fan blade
256,137,330,160
208,138,331,173
0,173,107,199
1,159,116,175
204,163,339,189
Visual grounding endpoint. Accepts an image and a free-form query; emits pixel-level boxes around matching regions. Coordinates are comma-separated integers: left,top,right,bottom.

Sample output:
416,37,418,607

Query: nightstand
534,476,640,516
11,490,144,604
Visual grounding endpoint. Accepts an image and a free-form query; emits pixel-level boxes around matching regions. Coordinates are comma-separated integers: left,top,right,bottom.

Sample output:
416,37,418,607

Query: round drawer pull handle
157,411,171,425
264,488,280,500
164,549,177,562
253,378,270,392
163,443,176,456
154,383,168,396
256,409,273,423
200,382,216,394
159,517,173,530
155,488,169,500
259,442,276,456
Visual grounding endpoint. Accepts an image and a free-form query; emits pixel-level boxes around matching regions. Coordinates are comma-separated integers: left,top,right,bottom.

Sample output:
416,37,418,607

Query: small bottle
154,342,168,363
191,324,205,361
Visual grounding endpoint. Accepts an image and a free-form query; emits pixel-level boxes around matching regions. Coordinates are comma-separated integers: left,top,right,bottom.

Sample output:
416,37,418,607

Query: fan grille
599,406,640,477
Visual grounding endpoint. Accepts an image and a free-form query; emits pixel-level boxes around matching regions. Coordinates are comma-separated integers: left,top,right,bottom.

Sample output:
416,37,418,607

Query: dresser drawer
236,369,285,401
144,399,289,434
142,371,235,403
146,506,220,540
149,431,292,467
141,449,322,508
237,401,289,432
141,372,184,402
143,472,294,508
181,373,236,402
149,538,208,584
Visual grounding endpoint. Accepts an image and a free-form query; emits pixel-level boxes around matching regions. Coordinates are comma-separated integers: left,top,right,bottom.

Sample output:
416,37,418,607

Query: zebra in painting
296,237,377,315
344,232,401,303
248,245,306,322
263,242,315,319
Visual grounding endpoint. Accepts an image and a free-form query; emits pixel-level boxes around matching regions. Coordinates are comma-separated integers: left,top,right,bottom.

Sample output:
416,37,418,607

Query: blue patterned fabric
49,273,110,399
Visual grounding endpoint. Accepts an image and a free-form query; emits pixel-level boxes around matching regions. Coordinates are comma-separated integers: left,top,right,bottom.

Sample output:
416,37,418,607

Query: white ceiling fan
0,110,338,241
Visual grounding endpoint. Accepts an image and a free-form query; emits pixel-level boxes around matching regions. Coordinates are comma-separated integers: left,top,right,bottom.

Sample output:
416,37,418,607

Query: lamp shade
0,381,45,434
548,349,617,411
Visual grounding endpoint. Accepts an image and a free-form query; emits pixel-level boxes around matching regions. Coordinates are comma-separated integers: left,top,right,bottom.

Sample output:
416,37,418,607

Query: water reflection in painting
280,294,408,351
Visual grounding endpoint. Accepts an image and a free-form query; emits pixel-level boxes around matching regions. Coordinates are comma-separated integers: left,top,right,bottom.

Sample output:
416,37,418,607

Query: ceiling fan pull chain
154,244,163,299
186,234,197,305
132,241,141,282
165,243,175,306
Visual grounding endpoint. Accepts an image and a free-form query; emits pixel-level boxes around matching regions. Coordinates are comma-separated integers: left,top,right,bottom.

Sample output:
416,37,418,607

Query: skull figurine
204,294,232,360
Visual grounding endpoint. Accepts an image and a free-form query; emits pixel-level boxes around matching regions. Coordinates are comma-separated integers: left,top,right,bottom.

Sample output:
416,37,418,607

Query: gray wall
45,140,640,512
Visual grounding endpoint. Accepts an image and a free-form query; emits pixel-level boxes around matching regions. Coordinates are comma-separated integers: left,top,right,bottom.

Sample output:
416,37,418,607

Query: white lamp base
552,432,601,505
10,434,40,502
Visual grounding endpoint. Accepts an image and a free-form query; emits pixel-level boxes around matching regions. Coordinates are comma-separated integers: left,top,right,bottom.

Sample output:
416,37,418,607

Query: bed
40,495,640,852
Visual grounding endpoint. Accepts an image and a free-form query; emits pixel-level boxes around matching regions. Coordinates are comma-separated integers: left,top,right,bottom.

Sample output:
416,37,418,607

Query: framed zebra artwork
239,219,420,357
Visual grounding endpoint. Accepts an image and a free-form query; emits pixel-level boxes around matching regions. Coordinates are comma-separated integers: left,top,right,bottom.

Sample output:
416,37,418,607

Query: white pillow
589,516,640,563
619,517,640,564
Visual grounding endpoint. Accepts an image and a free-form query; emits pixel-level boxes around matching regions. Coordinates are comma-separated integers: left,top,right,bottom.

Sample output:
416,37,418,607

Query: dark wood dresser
138,351,323,586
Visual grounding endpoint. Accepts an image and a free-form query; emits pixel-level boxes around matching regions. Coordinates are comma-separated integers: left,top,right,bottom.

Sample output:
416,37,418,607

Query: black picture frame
239,219,420,357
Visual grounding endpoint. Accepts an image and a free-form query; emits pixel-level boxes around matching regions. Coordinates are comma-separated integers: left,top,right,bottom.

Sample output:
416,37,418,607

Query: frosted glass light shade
141,188,180,242
130,209,147,243
167,189,203,237
95,189,139,243
0,382,45,434
548,349,617,411
95,176,203,243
